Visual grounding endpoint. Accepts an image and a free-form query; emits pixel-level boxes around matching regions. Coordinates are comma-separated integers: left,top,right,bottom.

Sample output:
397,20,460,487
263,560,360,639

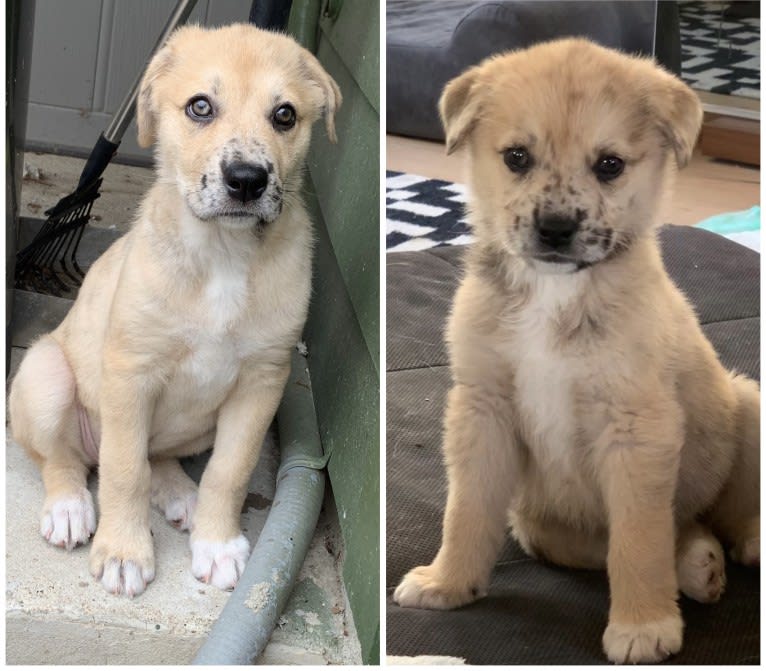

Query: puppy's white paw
393,565,484,610
191,534,250,591
677,535,726,603
163,492,197,532
98,558,156,598
731,536,759,566
603,615,683,664
40,490,97,550
89,527,155,598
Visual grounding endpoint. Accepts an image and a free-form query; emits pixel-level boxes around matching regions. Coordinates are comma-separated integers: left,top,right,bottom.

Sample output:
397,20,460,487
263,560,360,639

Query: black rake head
14,178,102,297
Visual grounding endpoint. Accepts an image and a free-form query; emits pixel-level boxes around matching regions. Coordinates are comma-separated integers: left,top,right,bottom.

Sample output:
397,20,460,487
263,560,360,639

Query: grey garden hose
193,348,328,664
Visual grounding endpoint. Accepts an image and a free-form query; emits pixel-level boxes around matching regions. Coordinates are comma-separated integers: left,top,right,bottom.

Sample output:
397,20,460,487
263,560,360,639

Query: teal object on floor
696,206,760,234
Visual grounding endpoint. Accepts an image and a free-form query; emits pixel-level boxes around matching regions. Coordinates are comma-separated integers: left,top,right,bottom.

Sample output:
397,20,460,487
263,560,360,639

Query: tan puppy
9,24,340,598
393,39,759,663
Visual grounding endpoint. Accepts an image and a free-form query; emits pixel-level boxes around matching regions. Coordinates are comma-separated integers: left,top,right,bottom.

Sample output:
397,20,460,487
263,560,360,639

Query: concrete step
6,429,360,664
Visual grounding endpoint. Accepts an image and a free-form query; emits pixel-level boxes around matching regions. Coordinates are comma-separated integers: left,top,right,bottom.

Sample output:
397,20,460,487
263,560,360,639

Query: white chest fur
506,273,604,526
203,260,249,332
502,271,607,523
155,219,260,425
179,330,242,396
189,222,254,333
508,275,579,471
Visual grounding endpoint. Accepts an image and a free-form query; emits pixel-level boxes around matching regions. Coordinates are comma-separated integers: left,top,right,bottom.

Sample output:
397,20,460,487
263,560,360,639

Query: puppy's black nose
535,214,579,249
222,162,269,203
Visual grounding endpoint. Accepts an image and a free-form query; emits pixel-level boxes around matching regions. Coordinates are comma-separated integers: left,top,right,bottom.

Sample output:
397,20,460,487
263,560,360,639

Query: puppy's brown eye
504,146,532,174
272,104,296,130
594,155,624,182
186,96,214,121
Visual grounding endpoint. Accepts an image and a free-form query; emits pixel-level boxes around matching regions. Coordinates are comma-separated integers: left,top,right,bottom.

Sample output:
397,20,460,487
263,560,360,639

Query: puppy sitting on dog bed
393,38,759,664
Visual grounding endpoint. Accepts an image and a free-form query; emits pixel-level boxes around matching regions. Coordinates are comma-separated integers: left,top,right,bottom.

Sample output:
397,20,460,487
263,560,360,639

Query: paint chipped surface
269,509,361,664
245,582,271,612
271,567,286,587
295,609,321,627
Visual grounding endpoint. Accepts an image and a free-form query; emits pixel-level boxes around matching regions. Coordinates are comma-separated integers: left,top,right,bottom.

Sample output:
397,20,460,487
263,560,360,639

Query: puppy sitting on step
393,38,759,664
10,24,340,597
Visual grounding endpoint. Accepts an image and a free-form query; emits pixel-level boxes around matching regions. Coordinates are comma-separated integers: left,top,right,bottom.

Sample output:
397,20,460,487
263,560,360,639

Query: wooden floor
387,134,760,227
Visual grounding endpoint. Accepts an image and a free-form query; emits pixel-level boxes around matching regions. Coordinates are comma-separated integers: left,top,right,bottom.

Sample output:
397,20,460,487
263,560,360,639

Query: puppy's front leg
394,383,516,609
599,404,684,664
90,368,158,598
190,361,290,590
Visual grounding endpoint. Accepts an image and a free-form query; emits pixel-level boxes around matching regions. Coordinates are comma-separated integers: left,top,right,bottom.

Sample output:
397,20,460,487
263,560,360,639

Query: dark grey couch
386,226,760,664
387,0,659,140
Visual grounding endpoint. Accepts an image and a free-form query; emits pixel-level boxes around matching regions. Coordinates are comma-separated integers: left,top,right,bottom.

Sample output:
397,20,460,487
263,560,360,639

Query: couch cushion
387,0,656,140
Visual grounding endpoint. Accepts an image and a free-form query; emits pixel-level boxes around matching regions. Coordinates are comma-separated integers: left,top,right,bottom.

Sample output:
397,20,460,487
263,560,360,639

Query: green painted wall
288,2,380,665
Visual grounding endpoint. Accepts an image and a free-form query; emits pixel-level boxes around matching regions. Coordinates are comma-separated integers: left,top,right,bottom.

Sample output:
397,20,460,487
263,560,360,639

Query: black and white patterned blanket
386,172,473,252
680,1,760,98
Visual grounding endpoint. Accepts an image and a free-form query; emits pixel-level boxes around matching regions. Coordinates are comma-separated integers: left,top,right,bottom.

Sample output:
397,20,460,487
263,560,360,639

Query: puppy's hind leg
9,336,96,550
711,375,760,566
150,457,198,532
676,522,726,603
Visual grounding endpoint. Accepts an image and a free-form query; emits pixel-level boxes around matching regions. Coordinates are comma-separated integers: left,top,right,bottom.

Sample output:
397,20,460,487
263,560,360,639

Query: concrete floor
9,152,362,665
6,429,360,665
20,152,154,234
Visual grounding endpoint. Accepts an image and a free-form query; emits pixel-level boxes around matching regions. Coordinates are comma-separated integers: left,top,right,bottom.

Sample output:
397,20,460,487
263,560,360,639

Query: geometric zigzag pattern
386,172,473,252
386,171,759,253
679,1,760,98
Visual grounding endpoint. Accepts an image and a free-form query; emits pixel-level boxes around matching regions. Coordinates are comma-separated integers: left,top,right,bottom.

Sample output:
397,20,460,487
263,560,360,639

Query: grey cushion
386,226,760,664
387,0,657,140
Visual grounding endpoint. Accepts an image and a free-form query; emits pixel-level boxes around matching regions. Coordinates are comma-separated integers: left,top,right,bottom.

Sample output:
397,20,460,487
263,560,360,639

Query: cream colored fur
9,24,340,597
393,38,759,664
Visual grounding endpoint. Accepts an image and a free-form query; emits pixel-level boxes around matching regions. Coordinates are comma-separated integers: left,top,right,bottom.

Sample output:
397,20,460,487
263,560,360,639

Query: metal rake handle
76,0,199,191
104,0,199,145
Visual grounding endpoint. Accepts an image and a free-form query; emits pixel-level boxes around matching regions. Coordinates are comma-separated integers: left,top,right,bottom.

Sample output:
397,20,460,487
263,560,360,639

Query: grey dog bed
386,226,760,664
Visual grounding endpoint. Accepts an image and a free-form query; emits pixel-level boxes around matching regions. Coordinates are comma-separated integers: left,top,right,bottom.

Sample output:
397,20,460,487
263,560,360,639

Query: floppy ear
136,45,175,148
651,70,703,169
301,51,342,143
439,66,483,155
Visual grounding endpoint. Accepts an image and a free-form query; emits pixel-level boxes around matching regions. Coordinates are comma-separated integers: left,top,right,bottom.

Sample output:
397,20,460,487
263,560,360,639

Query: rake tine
58,226,83,286
39,228,68,278
69,222,88,280
43,262,70,294
42,207,80,265
58,229,78,285
55,232,84,290
31,264,59,297
21,231,50,270
38,225,72,293
29,240,57,281
62,204,94,285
